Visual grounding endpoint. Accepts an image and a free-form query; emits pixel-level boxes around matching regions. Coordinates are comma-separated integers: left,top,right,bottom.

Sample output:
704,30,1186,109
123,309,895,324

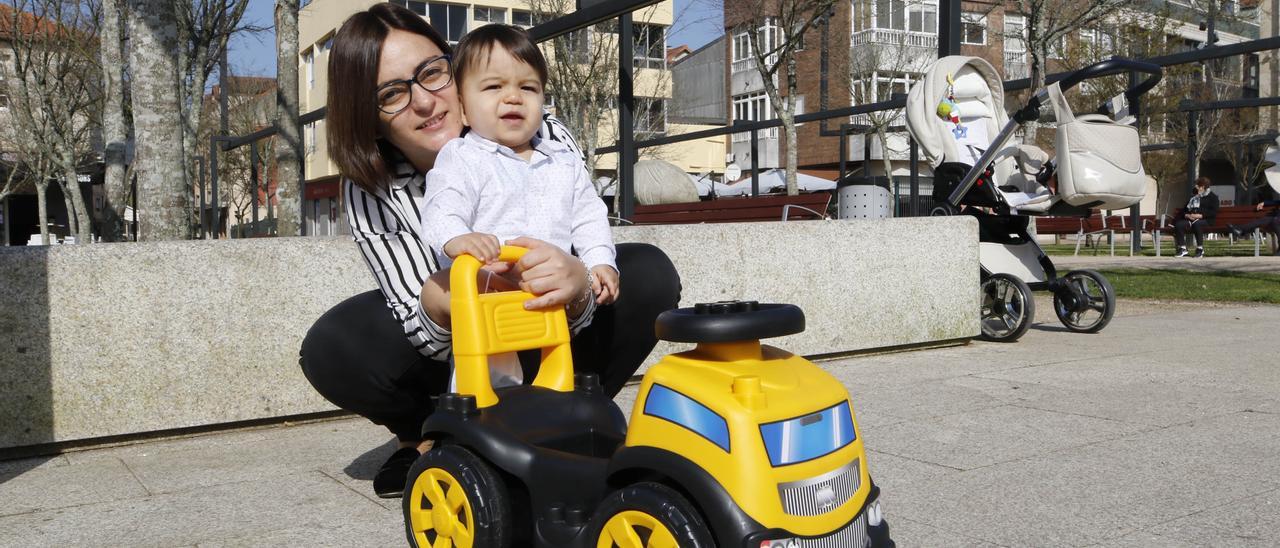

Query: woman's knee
616,243,681,304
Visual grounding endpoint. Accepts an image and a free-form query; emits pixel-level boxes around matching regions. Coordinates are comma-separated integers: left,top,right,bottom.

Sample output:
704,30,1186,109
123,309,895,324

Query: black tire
588,482,715,548
930,204,958,216
403,445,512,548
979,273,1035,342
1053,269,1116,333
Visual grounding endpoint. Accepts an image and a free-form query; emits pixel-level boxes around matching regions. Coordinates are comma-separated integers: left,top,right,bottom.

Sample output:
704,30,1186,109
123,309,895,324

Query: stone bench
0,217,979,451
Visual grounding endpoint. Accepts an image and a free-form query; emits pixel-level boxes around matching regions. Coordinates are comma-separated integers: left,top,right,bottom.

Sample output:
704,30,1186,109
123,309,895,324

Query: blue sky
228,0,724,77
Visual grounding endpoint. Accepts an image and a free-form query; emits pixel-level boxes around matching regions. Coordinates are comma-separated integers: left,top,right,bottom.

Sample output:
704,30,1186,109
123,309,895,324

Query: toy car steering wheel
655,301,805,343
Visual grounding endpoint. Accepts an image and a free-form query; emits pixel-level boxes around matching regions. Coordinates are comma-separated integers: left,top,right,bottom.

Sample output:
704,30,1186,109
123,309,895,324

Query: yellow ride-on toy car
403,246,893,547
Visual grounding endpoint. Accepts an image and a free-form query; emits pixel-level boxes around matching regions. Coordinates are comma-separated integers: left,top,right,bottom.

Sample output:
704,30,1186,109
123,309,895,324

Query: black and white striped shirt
344,112,595,359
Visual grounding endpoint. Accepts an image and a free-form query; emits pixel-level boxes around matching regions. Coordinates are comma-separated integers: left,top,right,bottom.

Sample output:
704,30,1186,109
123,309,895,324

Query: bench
1143,205,1279,256
1034,213,1125,256
628,193,832,225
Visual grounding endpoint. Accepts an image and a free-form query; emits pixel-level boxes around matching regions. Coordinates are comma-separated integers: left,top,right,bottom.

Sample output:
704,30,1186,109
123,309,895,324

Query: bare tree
847,15,931,195
128,0,188,239
4,0,101,244
730,0,836,195
98,0,129,241
1002,0,1127,141
273,0,300,235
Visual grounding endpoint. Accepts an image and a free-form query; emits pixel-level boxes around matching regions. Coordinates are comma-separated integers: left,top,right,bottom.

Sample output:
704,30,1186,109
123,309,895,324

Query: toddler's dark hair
453,24,548,89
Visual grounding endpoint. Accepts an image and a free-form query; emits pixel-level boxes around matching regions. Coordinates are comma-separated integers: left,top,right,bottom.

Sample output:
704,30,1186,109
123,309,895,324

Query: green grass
1096,268,1280,304
1042,238,1274,257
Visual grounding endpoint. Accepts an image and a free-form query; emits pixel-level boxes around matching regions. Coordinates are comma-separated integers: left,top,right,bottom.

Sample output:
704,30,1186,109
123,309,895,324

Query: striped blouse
343,113,595,360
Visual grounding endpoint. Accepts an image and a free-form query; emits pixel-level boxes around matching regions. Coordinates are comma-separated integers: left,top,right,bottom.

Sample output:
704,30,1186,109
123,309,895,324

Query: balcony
732,55,777,74
1004,50,1028,79
851,28,938,49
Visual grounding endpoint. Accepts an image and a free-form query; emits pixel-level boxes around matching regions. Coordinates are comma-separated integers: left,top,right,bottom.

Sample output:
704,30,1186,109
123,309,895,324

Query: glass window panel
448,5,467,42
408,0,425,15
512,10,532,27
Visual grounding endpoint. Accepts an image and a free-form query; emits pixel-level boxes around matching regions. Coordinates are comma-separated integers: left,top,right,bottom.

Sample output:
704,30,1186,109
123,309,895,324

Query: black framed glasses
375,54,453,115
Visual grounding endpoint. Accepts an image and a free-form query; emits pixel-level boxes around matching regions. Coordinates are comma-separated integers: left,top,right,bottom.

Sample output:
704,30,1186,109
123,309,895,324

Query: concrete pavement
1,298,1278,547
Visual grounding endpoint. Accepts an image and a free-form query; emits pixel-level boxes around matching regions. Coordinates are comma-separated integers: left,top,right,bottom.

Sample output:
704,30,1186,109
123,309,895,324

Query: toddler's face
459,46,545,155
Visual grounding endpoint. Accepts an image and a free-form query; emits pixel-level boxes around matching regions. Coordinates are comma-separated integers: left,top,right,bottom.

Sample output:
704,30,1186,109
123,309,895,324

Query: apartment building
723,0,1269,186
298,0,722,226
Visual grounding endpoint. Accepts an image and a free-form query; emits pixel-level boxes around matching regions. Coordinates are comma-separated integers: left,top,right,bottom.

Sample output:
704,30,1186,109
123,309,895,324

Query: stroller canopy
906,56,1008,170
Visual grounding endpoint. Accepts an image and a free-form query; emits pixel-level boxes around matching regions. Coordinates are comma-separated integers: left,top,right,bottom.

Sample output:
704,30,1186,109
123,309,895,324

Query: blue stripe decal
643,384,730,452
760,401,856,467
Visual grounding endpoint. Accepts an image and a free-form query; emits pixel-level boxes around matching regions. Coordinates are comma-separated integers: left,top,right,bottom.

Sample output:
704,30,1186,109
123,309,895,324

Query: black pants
299,243,681,441
1234,214,1280,235
1173,218,1209,249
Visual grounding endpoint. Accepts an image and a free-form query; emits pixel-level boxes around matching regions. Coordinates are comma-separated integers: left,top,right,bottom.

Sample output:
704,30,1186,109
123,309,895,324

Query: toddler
420,24,619,386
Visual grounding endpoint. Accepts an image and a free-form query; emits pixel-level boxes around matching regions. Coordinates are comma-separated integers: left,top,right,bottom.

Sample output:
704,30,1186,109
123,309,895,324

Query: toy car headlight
758,539,799,548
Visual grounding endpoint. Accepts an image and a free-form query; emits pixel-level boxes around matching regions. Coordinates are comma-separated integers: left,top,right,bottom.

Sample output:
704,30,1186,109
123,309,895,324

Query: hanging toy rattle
936,73,967,139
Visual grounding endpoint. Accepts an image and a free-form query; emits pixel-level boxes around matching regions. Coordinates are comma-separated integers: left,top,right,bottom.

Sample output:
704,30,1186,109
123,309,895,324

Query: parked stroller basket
905,56,1162,342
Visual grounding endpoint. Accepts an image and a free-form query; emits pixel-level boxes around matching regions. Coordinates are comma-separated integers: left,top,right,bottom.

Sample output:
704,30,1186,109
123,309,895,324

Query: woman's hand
505,236,589,311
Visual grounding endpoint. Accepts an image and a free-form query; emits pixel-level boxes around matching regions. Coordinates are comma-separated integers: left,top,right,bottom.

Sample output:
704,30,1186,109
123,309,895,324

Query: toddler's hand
591,265,620,305
444,232,501,262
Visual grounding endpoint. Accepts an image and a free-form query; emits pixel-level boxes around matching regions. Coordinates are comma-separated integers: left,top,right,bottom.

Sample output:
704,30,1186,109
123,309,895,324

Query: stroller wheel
931,204,958,216
979,273,1035,342
1053,269,1116,333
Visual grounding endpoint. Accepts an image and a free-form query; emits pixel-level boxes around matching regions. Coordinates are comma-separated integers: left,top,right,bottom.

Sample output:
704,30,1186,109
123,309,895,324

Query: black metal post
210,136,221,239
750,128,760,196
1186,109,1198,194
197,156,206,238
938,0,961,57
130,173,137,242
617,14,636,220
251,143,260,237
1128,71,1142,254
909,139,920,217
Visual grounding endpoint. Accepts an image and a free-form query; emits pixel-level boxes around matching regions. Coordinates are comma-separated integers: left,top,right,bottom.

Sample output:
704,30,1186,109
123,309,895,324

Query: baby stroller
905,56,1162,342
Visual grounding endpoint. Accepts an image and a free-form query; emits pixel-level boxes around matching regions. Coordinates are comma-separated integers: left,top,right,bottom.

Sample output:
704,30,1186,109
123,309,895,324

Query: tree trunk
36,181,50,245
60,180,78,237
877,126,895,208
784,53,799,196
99,0,130,242
63,161,91,243
274,0,302,236
128,0,189,240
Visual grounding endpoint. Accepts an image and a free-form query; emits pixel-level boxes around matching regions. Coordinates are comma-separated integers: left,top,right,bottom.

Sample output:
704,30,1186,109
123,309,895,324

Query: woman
299,3,680,499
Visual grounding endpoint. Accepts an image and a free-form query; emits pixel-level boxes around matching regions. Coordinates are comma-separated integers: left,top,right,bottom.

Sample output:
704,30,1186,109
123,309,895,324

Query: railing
851,28,938,49
1003,50,1028,79
731,127,777,142
731,55,777,74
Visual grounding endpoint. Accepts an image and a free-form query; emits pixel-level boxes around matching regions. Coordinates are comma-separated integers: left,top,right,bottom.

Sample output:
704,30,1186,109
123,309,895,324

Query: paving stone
1143,488,1280,547
864,404,1149,471
886,516,1005,548
0,471,397,547
0,455,146,517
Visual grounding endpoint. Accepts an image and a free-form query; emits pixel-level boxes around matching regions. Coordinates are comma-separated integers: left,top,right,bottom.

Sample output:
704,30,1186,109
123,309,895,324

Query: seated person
1173,177,1220,258
1227,199,1280,256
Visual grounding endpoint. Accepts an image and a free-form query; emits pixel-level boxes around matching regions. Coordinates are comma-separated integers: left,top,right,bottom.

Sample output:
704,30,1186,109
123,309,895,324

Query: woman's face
376,29,463,171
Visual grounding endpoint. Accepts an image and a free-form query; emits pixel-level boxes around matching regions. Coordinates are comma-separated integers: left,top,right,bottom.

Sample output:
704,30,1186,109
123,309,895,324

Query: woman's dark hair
453,24,548,90
327,3,451,193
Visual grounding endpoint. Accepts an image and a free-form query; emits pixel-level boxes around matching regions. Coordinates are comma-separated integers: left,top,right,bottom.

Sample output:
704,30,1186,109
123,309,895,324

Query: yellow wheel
402,445,511,548
589,483,714,548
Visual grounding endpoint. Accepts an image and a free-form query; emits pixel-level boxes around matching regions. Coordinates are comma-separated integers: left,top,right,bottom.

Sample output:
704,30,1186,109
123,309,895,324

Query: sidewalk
2,299,1278,547
1055,253,1280,273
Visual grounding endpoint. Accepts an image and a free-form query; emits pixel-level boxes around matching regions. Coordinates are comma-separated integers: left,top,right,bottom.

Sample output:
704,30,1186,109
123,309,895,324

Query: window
1079,27,1114,56
305,122,316,154
565,29,591,63
732,92,774,141
473,6,504,24
635,97,666,135
731,18,779,72
389,0,426,15
321,35,334,53
429,3,468,44
633,24,665,69
961,12,985,45
303,50,314,89
1004,15,1026,53
512,10,533,28
873,0,937,32
644,384,729,452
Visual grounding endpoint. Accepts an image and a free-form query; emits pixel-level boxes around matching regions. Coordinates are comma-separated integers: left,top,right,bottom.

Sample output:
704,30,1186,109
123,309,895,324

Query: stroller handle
1053,57,1163,103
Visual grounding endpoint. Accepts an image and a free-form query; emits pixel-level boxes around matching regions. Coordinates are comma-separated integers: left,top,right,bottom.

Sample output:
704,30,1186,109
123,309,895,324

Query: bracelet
572,268,595,309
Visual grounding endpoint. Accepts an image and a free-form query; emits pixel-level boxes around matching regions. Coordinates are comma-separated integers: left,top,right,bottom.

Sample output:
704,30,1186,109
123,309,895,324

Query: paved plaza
1,296,1278,547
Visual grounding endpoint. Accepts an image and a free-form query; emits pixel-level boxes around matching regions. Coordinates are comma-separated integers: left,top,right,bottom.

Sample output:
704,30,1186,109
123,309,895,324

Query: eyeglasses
375,54,453,115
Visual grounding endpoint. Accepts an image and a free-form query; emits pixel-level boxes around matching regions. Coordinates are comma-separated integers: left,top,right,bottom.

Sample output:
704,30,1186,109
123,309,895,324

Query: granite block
0,218,979,449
